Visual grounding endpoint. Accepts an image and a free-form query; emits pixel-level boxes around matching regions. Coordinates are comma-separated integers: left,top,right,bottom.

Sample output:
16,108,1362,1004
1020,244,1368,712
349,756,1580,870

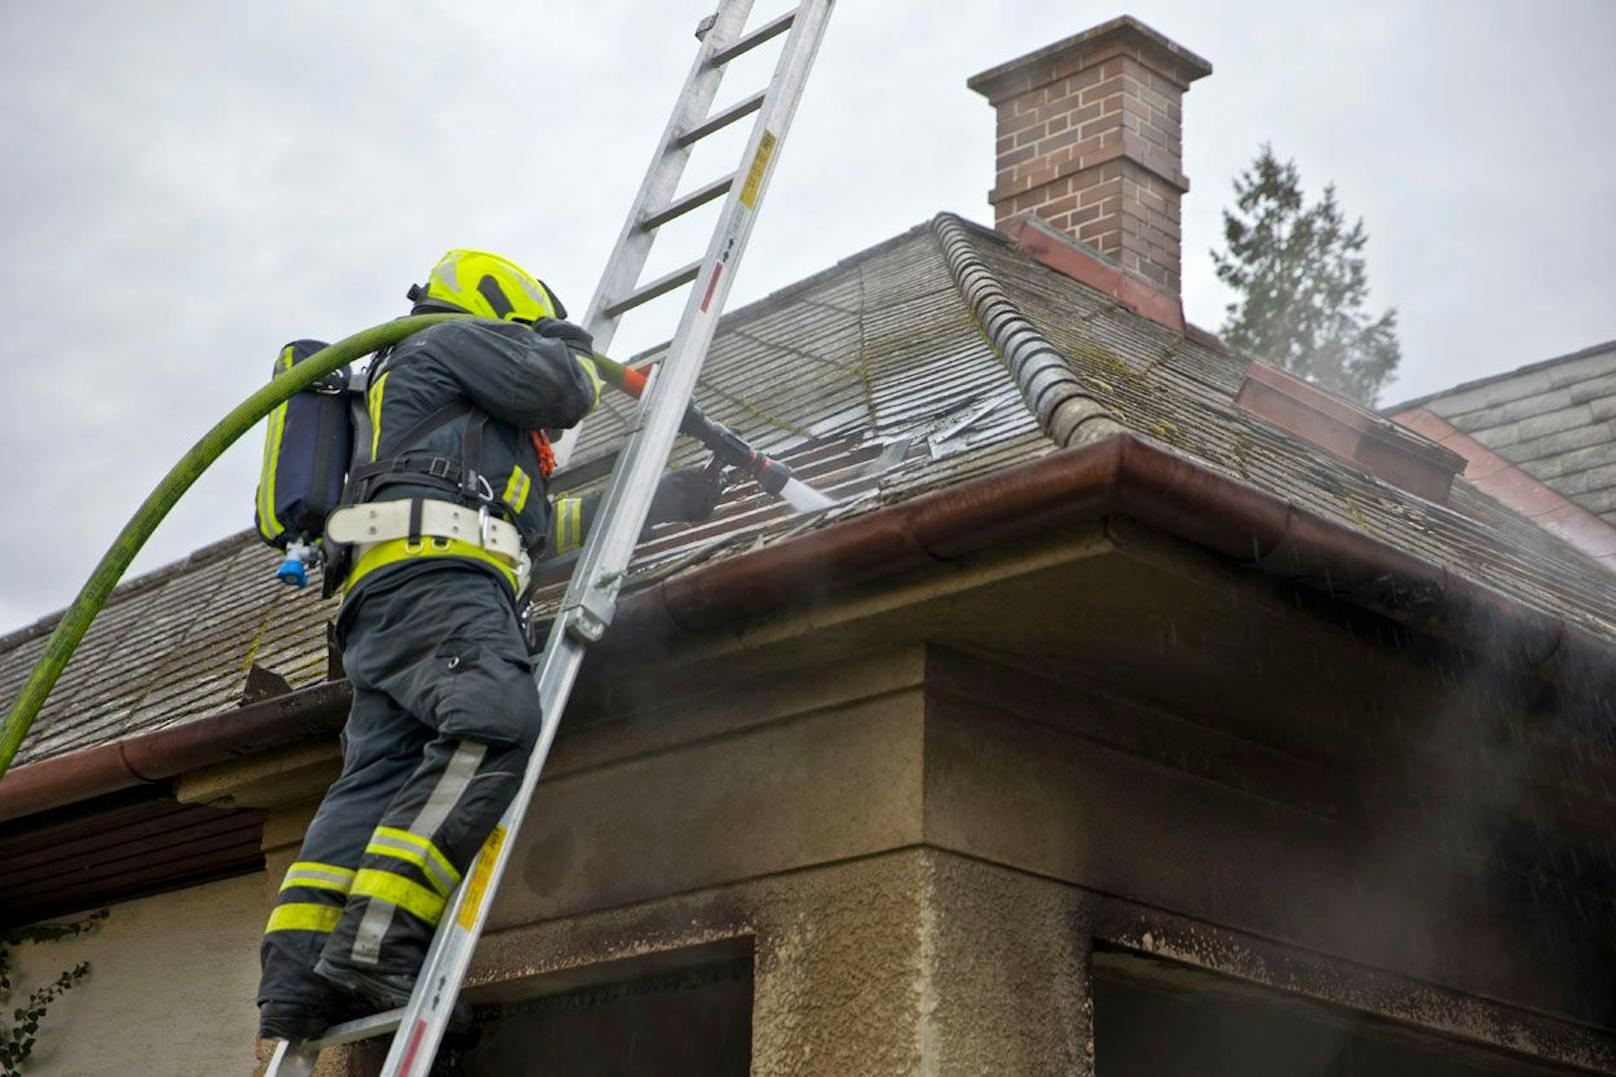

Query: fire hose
0,319,825,782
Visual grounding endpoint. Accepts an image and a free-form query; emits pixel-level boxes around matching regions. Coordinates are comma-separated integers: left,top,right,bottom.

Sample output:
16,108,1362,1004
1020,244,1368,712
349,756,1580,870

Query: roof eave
7,432,1613,823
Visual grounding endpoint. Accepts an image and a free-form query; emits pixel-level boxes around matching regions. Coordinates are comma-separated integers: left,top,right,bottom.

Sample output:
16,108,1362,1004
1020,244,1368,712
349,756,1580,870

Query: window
457,957,752,1075
1095,951,1576,1076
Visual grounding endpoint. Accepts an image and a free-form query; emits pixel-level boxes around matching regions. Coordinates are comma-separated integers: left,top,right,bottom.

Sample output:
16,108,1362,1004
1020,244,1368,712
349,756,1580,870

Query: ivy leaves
0,910,106,1075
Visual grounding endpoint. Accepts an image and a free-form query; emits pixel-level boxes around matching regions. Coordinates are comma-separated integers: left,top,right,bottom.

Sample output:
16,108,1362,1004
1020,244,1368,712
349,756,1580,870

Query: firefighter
257,250,721,1042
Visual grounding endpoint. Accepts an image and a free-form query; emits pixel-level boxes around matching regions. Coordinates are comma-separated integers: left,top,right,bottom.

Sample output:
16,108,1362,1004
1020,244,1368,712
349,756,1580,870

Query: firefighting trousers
258,563,540,1007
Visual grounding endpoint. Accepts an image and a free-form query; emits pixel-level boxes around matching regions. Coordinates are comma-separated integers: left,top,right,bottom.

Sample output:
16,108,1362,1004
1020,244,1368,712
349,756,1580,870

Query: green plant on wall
0,910,107,1075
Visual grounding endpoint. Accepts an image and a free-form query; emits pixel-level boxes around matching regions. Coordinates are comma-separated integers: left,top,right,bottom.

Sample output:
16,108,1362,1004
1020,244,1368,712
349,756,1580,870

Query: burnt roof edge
610,432,1613,686
7,432,1614,825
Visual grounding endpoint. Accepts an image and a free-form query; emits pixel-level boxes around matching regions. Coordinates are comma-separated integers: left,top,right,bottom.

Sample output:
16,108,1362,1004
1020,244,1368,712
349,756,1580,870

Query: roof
6,216,1616,773
1388,341,1616,525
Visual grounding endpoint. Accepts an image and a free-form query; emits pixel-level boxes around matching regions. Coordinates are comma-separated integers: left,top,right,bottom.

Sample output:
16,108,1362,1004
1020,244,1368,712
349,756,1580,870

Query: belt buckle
478,505,491,550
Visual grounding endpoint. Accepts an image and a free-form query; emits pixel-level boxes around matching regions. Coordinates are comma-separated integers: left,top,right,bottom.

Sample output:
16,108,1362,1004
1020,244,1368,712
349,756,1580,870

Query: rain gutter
7,433,1614,823
0,680,349,823
610,431,1615,699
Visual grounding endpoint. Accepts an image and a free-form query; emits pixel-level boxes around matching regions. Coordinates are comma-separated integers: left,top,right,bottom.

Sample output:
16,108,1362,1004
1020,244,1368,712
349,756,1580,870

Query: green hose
0,313,467,782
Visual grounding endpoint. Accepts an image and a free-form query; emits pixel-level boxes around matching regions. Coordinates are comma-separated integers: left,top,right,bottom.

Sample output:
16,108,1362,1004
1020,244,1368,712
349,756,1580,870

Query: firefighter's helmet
407,249,565,322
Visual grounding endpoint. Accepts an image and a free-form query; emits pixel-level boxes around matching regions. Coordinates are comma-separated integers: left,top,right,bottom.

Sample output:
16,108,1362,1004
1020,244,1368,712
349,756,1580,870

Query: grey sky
1,1,1612,632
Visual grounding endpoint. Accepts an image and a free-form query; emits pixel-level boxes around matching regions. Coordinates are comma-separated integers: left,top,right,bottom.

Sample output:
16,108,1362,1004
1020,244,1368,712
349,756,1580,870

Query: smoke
1317,613,1615,1031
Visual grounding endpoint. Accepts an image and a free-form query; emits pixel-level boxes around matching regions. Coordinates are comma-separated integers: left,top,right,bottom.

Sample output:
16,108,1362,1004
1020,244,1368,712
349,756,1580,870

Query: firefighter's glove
646,466,723,527
532,317,594,356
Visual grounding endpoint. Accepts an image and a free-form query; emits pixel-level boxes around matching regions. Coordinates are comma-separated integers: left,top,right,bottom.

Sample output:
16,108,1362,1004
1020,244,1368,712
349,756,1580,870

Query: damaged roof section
5,214,1616,774
545,215,1616,645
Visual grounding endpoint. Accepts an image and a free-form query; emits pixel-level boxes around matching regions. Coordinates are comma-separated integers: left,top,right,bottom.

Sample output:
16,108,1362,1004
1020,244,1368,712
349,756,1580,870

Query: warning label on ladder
740,130,778,208
457,825,507,929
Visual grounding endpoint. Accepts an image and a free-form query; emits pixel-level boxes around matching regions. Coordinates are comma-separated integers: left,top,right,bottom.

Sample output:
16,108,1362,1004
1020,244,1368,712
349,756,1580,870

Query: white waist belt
327,499,527,567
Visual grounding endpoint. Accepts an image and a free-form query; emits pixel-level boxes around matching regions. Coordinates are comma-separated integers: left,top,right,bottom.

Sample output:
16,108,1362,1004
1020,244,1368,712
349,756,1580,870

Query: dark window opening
454,956,752,1076
1094,950,1580,1076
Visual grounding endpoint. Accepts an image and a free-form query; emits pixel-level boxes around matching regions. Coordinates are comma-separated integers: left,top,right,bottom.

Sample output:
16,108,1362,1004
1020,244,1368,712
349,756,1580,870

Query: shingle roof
6,215,1616,771
1389,341,1616,524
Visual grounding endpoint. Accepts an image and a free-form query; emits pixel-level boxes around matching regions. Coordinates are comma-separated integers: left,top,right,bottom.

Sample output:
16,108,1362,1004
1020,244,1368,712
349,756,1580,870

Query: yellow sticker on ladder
456,824,506,930
739,130,778,208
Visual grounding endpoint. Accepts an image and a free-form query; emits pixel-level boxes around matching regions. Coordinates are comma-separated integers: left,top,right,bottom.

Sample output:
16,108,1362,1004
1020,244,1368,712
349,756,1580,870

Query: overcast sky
1,0,1612,632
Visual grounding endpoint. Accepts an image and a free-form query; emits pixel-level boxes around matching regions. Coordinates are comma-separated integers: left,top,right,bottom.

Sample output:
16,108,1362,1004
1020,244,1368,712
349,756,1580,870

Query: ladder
266,2,834,1074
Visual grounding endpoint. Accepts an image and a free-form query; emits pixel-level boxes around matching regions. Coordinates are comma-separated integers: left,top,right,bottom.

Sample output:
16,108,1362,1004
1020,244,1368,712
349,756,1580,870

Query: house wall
9,872,266,1077
217,531,1614,1074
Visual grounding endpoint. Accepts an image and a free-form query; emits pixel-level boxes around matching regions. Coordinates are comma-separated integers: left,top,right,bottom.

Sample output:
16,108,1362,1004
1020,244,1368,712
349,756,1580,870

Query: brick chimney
968,17,1212,296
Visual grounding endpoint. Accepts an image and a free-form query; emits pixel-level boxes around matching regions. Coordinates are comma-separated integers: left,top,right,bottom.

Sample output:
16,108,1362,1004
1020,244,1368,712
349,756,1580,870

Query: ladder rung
304,1007,404,1050
676,90,767,148
709,10,795,67
641,173,736,231
604,260,703,318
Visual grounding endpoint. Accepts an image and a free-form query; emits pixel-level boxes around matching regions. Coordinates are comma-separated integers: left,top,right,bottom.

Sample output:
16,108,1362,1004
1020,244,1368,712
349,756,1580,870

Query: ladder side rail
376,5,835,1073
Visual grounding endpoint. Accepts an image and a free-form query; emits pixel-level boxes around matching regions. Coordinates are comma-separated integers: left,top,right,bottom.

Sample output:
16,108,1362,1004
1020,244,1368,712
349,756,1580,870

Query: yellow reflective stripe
575,354,604,411
351,868,446,926
266,902,341,934
256,344,296,540
367,827,461,897
346,535,518,594
502,467,532,515
552,498,584,554
279,861,356,895
368,370,391,458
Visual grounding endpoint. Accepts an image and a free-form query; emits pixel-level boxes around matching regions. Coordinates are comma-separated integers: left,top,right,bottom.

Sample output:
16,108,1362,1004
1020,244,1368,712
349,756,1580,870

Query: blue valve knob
276,556,309,588
275,537,318,588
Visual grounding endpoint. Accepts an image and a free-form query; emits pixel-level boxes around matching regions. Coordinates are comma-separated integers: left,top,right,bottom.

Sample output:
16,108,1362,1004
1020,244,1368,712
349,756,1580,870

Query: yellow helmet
406,249,565,322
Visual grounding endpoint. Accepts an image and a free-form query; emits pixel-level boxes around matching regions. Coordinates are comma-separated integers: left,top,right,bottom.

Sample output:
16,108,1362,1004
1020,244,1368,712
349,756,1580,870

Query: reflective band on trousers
351,868,447,926
345,535,518,594
279,860,357,895
366,826,461,898
350,742,486,966
266,902,342,934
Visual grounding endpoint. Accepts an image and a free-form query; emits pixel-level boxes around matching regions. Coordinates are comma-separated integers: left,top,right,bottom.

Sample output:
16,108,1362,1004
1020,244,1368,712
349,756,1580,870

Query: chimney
968,16,1212,296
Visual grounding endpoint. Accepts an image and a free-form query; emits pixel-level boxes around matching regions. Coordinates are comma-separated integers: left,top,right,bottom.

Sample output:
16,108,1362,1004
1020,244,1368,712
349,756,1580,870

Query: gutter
6,433,1612,824
610,433,1612,690
0,680,348,823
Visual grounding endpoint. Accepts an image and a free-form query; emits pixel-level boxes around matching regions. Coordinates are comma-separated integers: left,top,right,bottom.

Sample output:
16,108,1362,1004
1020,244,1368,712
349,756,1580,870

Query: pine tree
1213,145,1401,405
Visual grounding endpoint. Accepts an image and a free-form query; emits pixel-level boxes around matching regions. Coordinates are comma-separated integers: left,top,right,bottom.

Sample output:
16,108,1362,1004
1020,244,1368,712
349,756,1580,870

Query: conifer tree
1213,145,1401,404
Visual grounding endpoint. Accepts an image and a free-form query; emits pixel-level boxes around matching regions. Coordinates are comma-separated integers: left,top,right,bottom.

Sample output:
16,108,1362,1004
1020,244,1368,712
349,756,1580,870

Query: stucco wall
10,872,266,1076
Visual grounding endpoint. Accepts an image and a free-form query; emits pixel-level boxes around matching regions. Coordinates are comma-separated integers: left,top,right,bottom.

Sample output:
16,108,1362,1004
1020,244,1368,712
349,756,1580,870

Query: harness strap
461,412,487,502
407,497,424,544
356,400,473,499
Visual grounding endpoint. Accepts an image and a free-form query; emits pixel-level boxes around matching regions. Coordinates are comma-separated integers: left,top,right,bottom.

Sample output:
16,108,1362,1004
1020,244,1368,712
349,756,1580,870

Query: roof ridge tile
931,213,1124,448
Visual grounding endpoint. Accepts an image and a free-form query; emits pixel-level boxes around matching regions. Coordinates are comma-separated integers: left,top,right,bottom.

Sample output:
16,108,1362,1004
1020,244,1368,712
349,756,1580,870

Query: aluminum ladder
265,2,834,1074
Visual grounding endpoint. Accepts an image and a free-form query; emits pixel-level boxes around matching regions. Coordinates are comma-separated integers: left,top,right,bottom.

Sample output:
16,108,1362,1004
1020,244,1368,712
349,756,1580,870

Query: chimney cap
968,15,1213,101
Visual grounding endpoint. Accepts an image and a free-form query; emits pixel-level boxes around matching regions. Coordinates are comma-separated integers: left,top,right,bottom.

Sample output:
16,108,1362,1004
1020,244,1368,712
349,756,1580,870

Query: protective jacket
338,318,602,597
259,315,600,1024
